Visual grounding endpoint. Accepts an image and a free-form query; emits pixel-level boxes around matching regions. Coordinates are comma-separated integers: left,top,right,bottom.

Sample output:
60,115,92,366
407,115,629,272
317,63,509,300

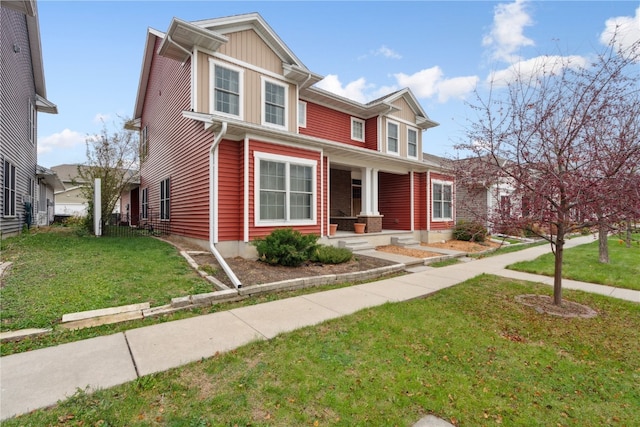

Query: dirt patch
190,253,397,288
515,294,597,318
422,239,502,252
375,245,444,259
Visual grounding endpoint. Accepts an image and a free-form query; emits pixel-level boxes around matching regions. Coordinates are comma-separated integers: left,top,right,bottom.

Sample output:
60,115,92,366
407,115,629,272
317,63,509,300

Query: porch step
338,239,376,252
391,236,421,247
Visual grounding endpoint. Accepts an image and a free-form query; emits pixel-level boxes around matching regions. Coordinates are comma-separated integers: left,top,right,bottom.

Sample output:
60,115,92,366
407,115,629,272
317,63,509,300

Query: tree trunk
553,237,564,306
598,220,609,264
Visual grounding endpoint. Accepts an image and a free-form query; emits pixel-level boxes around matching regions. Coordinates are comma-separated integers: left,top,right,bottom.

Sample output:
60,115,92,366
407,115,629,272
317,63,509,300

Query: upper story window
298,101,307,128
387,121,399,155
29,100,36,145
351,117,365,142
262,77,287,129
210,60,243,118
407,128,418,158
3,160,17,217
160,178,170,220
432,181,453,221
255,152,316,225
140,126,148,161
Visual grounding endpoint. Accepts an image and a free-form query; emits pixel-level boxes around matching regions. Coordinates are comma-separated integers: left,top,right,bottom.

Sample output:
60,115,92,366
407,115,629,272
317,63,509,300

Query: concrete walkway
1,236,637,421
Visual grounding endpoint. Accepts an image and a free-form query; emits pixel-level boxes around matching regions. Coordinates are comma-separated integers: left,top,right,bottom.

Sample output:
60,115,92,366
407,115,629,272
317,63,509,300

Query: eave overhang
301,86,400,119
36,165,65,192
183,111,451,174
158,17,228,63
35,94,57,114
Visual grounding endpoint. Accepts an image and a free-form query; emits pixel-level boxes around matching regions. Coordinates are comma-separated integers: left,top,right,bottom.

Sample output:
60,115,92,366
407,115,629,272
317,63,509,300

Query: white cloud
358,45,402,60
482,0,535,63
394,67,443,98
315,74,372,103
486,55,588,87
38,128,85,154
436,76,481,102
93,113,111,124
600,6,640,55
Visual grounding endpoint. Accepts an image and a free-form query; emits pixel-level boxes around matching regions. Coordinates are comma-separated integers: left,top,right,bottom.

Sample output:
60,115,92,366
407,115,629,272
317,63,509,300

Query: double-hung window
210,60,242,118
256,153,315,224
262,77,287,129
29,100,36,145
432,181,453,220
298,100,306,128
141,188,148,219
3,160,16,217
351,117,365,142
160,178,170,220
387,121,399,154
407,128,418,158
140,126,148,161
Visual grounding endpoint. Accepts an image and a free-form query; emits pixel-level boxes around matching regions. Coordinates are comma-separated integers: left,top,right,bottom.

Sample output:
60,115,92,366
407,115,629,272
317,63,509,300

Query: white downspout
209,122,242,288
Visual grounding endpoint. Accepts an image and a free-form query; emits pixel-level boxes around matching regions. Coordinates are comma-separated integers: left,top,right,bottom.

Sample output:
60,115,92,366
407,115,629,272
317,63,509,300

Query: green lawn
0,228,212,330
4,275,638,426
508,236,640,290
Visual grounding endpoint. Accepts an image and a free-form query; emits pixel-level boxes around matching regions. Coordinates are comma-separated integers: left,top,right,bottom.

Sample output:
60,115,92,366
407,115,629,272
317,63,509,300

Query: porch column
358,167,383,233
371,168,379,215
360,167,373,215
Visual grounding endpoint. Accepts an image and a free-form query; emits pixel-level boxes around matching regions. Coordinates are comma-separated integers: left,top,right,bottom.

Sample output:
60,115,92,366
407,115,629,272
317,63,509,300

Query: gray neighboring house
1,0,59,237
50,164,90,217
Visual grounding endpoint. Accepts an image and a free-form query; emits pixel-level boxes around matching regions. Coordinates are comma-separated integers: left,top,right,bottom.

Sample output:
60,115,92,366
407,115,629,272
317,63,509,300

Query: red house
129,13,455,271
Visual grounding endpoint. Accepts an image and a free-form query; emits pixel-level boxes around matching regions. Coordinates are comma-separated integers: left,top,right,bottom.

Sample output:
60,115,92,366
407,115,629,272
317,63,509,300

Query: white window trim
29,100,36,145
160,177,170,221
351,117,365,142
298,100,307,128
432,180,453,221
141,187,148,219
254,151,316,227
407,127,418,159
209,58,244,120
386,120,400,155
261,76,288,130
3,159,17,217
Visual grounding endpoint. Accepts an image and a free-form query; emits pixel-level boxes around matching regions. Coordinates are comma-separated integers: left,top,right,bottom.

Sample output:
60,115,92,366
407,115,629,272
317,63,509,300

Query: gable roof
3,0,57,114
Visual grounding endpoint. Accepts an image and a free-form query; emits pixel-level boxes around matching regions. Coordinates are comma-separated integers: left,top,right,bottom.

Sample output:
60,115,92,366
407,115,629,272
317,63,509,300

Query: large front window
160,178,170,220
3,160,16,217
433,181,452,220
210,60,242,117
263,78,287,128
256,153,315,224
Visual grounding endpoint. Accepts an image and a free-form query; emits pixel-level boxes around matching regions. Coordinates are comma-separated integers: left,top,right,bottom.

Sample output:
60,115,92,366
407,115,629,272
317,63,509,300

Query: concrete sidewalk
1,235,637,421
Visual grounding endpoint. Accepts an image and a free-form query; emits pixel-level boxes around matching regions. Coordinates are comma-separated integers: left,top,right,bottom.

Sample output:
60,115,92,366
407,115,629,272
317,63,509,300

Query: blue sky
35,0,640,168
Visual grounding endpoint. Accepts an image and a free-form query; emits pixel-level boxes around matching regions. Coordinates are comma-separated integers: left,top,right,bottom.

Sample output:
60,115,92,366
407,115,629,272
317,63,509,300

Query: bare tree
455,35,640,305
78,117,139,232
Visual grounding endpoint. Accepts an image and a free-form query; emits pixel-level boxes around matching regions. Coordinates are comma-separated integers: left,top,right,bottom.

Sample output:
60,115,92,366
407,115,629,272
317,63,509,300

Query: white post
94,178,102,236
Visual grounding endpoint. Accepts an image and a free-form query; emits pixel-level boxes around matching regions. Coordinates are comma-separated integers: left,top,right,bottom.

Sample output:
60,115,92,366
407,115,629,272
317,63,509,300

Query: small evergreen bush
453,220,488,242
253,228,319,267
311,245,353,264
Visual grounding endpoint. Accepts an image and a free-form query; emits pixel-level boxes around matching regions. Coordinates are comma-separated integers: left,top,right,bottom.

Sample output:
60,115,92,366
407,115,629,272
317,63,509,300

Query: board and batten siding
378,172,412,231
0,6,37,236
140,38,211,241
247,139,323,239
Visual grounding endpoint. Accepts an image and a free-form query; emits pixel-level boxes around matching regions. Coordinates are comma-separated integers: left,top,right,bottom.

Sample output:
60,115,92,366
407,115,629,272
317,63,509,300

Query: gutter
209,122,242,288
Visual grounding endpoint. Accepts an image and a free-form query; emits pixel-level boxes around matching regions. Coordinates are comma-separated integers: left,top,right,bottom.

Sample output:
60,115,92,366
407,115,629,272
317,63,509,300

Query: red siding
364,117,378,151
300,102,377,150
378,172,412,230
140,39,211,241
247,139,323,239
218,140,243,241
414,172,427,230
429,172,455,231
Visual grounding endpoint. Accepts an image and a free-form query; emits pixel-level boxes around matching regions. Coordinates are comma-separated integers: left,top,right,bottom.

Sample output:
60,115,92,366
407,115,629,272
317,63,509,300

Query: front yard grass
3,275,638,426
508,235,640,290
0,227,212,331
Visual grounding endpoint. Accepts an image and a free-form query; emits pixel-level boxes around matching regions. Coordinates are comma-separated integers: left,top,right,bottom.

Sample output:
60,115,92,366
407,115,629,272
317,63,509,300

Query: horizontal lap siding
379,172,411,230
429,172,455,231
1,7,36,235
414,172,427,230
248,140,322,239
300,102,373,149
217,140,243,241
364,117,378,151
141,39,210,240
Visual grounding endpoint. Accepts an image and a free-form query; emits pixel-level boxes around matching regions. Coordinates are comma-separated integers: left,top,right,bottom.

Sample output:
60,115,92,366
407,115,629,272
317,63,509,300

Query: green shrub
310,245,353,264
252,228,319,267
453,220,488,242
